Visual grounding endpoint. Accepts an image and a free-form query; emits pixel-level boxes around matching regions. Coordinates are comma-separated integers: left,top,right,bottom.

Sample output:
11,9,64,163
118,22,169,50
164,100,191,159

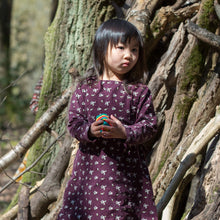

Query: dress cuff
124,125,133,145
84,124,97,143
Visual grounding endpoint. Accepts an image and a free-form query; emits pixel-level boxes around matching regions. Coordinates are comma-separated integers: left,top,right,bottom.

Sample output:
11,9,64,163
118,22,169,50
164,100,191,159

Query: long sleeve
124,87,157,145
68,86,94,143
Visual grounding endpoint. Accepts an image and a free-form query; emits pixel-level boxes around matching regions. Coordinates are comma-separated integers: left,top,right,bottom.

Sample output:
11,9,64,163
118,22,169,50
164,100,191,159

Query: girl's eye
117,46,124,50
132,48,138,52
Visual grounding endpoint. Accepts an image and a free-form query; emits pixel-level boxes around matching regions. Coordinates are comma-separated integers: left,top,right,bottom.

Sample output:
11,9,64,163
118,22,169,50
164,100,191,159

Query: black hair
81,19,146,85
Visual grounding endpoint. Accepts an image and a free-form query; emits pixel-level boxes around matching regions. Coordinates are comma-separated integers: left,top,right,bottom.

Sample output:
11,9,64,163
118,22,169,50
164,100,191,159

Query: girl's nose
124,49,132,59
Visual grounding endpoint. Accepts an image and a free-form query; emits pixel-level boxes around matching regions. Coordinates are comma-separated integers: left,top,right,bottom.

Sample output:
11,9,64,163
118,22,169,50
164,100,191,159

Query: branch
30,133,74,219
0,68,35,95
0,133,76,220
0,132,64,193
126,0,152,36
18,185,30,220
145,2,199,57
0,86,73,173
0,67,79,173
150,3,200,39
171,0,187,10
186,20,220,49
214,0,220,20
0,205,18,220
156,105,220,218
148,22,186,99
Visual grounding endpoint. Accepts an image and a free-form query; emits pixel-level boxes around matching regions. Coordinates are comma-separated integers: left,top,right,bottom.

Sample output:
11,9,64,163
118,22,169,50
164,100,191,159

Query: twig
0,68,35,94
46,127,63,148
186,20,220,49
0,96,7,106
0,132,65,194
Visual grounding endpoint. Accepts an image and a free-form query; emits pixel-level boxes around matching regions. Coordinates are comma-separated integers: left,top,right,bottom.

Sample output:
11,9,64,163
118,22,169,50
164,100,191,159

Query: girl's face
103,38,139,81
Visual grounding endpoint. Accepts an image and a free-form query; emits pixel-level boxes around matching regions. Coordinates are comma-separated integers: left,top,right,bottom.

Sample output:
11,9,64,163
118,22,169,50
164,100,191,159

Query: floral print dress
58,80,158,220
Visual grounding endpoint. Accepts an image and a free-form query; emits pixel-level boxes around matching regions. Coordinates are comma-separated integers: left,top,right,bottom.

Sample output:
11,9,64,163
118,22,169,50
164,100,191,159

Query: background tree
0,0,57,128
0,0,219,219
0,0,13,128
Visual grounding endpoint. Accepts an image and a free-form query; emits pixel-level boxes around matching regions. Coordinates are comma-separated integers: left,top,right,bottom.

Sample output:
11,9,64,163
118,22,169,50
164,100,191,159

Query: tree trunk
22,0,118,192
0,0,12,127
1,0,220,219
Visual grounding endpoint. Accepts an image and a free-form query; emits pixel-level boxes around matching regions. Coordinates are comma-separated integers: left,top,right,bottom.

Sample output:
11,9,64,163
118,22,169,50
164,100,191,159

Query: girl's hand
89,120,105,138
101,115,127,139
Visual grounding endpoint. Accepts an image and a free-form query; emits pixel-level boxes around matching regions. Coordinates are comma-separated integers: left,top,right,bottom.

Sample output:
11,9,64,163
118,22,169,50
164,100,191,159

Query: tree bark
186,20,220,49
157,106,220,218
17,185,30,220
188,135,220,220
150,0,218,191
148,22,186,100
214,0,220,20
145,2,200,58
149,33,198,180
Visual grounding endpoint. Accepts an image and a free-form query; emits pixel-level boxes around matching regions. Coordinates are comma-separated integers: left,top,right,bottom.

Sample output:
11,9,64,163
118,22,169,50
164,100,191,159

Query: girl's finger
101,125,112,131
110,115,121,124
101,131,112,138
94,120,104,126
104,118,116,127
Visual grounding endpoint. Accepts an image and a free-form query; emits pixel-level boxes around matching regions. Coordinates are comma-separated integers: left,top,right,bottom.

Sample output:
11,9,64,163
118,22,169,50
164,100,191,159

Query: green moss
214,185,220,192
150,17,161,37
176,45,203,121
198,0,215,31
181,46,203,91
181,210,190,220
35,3,63,121
21,131,56,186
5,185,21,213
22,137,44,185
152,152,168,182
176,96,197,121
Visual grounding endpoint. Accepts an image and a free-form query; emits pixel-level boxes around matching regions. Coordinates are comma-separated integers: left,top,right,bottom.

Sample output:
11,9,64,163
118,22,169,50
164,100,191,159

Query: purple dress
58,80,158,220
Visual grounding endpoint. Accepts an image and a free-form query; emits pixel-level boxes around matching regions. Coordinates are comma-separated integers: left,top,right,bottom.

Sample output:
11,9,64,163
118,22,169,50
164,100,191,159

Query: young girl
58,19,158,220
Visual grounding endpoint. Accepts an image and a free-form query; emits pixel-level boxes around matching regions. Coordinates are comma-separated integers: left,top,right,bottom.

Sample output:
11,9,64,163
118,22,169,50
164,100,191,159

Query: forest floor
0,127,26,214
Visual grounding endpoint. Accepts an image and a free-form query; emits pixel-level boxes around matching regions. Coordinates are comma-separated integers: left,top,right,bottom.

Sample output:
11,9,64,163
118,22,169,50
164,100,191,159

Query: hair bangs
107,24,142,48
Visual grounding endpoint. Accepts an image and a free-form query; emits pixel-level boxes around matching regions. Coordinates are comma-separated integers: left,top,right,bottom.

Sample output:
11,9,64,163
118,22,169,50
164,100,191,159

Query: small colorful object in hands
96,114,111,130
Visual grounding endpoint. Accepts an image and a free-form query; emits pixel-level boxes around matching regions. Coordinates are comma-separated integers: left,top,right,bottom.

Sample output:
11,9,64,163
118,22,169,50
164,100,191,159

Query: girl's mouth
122,62,130,67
